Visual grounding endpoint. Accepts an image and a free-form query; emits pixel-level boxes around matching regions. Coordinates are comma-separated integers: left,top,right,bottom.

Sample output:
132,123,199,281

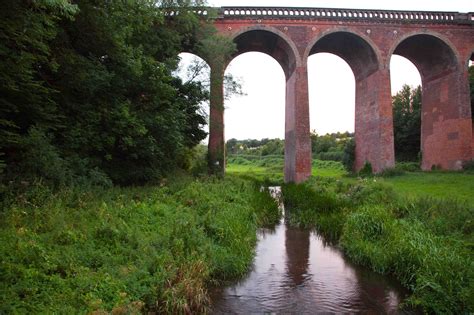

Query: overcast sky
178,0,474,141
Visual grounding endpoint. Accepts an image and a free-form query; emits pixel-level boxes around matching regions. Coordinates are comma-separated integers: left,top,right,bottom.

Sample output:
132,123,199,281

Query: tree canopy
0,0,223,186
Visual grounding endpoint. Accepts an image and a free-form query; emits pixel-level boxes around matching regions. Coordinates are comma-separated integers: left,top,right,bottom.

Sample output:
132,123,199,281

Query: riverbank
282,177,473,314
0,175,279,313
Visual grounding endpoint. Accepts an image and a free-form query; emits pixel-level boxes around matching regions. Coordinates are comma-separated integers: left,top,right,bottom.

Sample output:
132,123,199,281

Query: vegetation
393,85,422,162
0,175,280,313
282,177,473,314
311,131,353,161
0,0,223,187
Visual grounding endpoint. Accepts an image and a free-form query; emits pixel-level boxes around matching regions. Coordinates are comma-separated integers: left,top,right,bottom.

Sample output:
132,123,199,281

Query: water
211,187,411,314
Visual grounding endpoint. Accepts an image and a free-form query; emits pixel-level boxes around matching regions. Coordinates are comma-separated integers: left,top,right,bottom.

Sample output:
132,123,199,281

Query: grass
227,155,474,205
378,171,474,205
0,175,280,313
281,178,474,314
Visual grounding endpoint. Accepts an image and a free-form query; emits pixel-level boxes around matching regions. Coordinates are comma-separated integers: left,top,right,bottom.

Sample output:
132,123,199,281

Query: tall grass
0,175,279,313
282,178,474,314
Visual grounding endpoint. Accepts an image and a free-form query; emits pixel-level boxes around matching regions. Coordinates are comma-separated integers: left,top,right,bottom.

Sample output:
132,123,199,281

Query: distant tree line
0,0,232,187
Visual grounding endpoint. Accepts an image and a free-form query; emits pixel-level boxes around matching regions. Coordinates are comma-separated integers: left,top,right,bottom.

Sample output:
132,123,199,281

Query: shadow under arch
306,30,394,173
390,32,459,81
228,27,300,79
389,33,472,170
305,29,381,79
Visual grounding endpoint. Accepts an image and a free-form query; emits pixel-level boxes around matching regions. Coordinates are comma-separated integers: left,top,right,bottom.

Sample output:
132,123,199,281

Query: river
211,187,412,314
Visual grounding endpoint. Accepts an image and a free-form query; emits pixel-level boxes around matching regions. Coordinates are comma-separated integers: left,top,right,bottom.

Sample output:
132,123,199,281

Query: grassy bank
282,178,473,314
0,176,279,313
227,155,345,183
227,155,474,205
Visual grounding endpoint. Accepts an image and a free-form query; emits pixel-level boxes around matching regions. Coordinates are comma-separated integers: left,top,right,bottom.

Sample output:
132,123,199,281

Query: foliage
0,176,279,313
0,0,215,186
342,137,355,172
311,131,353,161
226,138,284,156
392,85,421,162
358,162,373,177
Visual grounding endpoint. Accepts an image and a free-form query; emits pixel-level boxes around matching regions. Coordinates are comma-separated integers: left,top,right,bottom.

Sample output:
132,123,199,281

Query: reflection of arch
228,26,300,78
389,32,459,81
305,29,381,80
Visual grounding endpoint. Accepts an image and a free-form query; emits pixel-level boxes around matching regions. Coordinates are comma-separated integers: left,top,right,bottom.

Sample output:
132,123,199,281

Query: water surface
211,187,410,314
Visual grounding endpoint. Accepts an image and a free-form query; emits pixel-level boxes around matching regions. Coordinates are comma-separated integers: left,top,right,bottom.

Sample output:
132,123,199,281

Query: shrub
342,138,355,172
358,162,373,177
395,162,420,172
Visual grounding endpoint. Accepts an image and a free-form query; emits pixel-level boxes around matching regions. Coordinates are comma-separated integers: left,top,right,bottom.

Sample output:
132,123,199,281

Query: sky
177,0,474,141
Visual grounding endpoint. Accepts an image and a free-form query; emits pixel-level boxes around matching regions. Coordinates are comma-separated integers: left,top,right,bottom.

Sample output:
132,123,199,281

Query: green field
228,155,474,205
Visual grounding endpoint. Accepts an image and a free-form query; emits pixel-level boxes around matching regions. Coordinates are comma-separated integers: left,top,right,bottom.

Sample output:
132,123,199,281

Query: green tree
0,0,77,176
0,0,214,186
392,84,421,162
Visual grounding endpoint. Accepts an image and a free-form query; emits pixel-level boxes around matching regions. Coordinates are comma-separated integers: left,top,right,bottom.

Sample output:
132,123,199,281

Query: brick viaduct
185,7,474,182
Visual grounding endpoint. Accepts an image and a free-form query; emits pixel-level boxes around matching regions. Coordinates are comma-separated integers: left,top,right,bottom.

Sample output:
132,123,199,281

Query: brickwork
201,7,474,182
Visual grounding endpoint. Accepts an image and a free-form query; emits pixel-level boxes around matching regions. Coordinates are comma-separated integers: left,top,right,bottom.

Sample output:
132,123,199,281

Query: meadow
227,154,474,205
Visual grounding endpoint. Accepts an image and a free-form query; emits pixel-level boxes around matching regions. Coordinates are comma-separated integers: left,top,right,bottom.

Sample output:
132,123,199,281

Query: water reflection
285,227,310,287
211,188,412,314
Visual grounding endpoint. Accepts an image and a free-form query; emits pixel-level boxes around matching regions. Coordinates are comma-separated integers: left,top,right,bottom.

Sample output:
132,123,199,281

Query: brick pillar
421,66,472,170
208,62,225,176
285,66,312,183
355,68,395,173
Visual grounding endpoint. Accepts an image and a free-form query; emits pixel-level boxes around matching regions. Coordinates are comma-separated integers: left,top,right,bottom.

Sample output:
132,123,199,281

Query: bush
342,138,355,172
463,159,474,172
316,151,344,162
395,162,420,172
358,162,373,177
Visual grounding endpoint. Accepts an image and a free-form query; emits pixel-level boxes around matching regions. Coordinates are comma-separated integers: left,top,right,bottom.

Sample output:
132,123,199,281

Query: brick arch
389,32,471,170
388,31,460,81
227,26,301,79
304,28,382,80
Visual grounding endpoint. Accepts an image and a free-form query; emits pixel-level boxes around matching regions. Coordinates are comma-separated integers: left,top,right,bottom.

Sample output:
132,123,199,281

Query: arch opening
393,34,458,82
389,56,422,163
391,34,471,170
308,31,394,173
224,52,286,141
308,53,355,162
308,31,379,80
231,29,297,79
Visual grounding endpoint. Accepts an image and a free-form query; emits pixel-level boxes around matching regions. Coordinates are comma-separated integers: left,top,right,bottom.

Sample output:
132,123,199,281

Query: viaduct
185,7,474,182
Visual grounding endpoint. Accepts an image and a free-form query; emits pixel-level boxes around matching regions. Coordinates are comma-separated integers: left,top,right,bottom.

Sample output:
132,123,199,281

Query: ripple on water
211,187,411,314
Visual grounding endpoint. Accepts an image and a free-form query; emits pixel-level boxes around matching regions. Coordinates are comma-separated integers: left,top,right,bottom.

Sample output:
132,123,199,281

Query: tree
0,0,215,186
392,84,421,162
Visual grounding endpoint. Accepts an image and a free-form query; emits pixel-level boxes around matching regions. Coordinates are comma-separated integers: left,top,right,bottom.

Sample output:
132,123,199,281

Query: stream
211,187,412,314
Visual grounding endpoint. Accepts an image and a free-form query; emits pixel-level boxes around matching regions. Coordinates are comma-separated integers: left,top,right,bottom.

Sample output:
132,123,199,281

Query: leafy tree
0,0,77,176
392,85,421,162
0,0,214,186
